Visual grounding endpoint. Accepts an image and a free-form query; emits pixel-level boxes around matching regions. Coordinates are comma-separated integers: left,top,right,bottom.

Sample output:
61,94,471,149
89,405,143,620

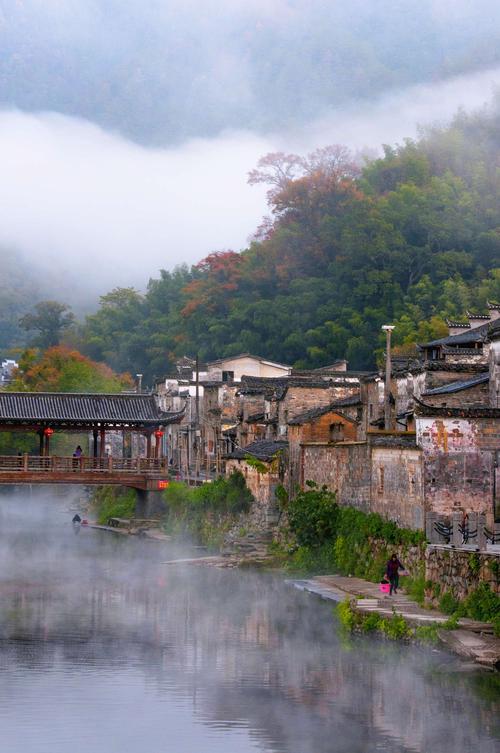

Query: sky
1,1,500,301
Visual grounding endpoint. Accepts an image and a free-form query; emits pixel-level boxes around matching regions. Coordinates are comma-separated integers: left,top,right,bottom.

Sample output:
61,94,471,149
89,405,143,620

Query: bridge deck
0,455,170,491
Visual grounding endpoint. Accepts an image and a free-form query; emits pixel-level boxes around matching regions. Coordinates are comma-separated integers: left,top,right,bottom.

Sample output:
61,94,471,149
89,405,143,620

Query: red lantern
154,430,164,439
43,427,54,436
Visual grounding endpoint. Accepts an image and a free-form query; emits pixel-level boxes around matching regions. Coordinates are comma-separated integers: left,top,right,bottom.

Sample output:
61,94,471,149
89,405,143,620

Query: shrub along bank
161,471,254,550
278,483,500,636
276,482,424,583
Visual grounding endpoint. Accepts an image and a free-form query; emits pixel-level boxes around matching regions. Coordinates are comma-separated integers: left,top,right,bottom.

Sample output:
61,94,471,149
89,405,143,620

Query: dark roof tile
226,439,288,461
0,392,179,426
422,374,489,396
422,321,490,347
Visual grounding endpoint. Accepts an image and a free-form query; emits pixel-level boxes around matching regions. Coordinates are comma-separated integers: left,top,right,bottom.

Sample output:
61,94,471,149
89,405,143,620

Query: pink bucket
379,583,390,594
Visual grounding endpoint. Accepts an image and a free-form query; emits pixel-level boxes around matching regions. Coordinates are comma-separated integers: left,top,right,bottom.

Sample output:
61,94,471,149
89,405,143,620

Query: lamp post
381,325,395,431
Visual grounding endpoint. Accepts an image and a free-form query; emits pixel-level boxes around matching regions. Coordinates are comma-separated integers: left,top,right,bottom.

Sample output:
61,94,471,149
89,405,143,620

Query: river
0,490,498,753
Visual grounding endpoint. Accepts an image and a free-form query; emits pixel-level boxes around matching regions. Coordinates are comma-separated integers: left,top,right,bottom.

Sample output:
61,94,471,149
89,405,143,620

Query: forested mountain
0,248,42,353
77,101,500,381
0,248,96,358
1,1,500,144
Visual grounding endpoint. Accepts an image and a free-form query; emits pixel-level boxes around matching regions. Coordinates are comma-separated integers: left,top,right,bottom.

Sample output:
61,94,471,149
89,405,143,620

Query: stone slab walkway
288,574,499,669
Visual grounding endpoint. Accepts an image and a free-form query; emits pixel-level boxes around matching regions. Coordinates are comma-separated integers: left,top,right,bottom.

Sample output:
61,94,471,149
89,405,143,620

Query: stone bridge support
135,489,166,519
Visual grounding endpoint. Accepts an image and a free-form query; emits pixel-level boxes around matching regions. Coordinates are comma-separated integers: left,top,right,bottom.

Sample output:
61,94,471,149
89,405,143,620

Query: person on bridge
385,553,404,596
73,445,83,470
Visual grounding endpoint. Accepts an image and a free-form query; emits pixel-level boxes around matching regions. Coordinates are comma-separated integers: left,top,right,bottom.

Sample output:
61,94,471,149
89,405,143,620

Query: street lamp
381,325,395,431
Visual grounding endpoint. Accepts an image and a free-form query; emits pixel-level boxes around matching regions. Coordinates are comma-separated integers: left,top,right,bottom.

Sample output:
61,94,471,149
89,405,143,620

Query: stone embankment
291,575,500,670
425,545,499,602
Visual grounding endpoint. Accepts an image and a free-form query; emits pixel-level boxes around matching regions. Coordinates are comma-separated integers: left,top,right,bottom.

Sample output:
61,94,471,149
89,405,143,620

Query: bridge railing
0,455,168,474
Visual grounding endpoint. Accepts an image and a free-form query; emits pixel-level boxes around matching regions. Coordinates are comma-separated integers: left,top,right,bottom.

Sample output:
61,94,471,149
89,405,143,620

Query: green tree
19,301,75,349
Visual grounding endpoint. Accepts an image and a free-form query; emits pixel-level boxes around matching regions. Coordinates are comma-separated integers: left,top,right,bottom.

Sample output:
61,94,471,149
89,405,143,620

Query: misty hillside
74,101,500,380
1,0,500,144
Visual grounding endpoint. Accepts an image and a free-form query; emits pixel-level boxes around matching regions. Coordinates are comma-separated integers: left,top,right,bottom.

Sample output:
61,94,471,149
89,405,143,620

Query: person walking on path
385,553,404,596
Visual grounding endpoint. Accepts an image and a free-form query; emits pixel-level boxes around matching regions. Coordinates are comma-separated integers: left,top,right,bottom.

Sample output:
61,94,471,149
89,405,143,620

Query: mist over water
0,489,498,753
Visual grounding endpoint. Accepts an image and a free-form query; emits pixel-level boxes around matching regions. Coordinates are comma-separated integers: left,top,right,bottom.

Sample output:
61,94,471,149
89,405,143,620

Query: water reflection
0,493,498,753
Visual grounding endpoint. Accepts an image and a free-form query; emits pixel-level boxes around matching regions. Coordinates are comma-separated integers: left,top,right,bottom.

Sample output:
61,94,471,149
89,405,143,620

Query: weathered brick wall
288,426,302,493
425,546,500,600
370,446,424,530
300,412,358,444
288,412,359,493
445,350,489,365
489,338,500,407
417,416,496,525
424,365,487,390
301,442,371,511
360,380,384,436
423,381,489,408
225,458,282,527
281,384,357,423
240,393,265,421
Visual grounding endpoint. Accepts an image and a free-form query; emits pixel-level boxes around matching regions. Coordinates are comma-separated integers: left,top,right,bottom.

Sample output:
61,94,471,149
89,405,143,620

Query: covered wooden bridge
0,392,184,490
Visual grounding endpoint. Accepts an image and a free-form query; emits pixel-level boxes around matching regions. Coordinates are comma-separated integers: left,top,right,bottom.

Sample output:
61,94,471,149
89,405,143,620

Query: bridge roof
0,392,182,429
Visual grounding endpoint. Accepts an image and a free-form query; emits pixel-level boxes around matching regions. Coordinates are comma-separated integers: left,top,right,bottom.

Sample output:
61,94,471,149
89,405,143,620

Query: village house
419,303,500,365
226,310,500,533
154,355,290,476
0,358,18,385
225,439,288,528
203,353,291,382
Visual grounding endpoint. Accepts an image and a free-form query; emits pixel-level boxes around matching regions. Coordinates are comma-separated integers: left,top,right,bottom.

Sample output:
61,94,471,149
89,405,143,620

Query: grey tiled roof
330,393,362,407
0,392,180,426
422,374,489,396
226,439,288,461
424,362,488,373
422,322,489,348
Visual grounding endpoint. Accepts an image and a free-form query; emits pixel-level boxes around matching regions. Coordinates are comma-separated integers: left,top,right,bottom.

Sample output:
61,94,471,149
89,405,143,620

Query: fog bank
0,65,499,299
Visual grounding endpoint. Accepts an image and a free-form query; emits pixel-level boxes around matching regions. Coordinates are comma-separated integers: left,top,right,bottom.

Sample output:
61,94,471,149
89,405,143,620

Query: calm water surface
0,492,498,753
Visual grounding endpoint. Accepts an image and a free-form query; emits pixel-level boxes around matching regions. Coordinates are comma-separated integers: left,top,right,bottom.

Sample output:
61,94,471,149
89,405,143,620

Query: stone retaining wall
425,545,500,601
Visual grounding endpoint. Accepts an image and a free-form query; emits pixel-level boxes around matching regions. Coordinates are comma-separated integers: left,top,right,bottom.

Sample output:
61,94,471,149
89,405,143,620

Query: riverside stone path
290,574,500,669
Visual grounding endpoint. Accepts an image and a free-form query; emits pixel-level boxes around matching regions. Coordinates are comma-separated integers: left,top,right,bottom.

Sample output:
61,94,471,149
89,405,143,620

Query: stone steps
222,529,274,558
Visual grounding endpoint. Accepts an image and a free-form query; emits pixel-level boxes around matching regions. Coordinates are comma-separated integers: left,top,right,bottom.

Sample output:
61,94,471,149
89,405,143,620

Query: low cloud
0,65,499,302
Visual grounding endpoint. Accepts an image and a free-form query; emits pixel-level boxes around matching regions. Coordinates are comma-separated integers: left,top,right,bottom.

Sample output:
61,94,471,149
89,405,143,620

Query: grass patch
415,623,440,644
336,599,412,641
90,486,137,524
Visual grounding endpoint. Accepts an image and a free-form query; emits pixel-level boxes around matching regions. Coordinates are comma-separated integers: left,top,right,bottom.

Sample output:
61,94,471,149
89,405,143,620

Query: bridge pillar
135,489,166,519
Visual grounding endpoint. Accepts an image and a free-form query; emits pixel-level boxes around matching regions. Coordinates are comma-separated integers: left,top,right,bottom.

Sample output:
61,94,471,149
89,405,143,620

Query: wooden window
329,422,344,442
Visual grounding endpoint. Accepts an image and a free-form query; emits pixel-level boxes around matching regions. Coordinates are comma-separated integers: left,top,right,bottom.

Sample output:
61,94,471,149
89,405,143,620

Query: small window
329,422,344,442
222,370,234,383
378,467,385,493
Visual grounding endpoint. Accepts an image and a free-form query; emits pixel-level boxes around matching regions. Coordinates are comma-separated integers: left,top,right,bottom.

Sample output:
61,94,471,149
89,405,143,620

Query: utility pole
195,355,199,426
382,325,395,431
195,355,200,478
